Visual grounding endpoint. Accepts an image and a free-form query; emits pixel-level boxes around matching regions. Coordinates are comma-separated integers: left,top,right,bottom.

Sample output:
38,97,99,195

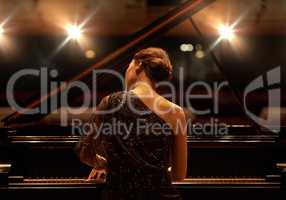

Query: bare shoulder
156,96,187,135
155,95,186,122
157,94,184,113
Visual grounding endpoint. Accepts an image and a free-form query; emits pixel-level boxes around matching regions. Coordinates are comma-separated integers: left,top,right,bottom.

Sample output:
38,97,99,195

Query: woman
78,47,187,200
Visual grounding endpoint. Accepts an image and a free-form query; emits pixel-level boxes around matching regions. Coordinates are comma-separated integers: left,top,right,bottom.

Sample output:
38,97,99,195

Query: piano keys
2,116,283,200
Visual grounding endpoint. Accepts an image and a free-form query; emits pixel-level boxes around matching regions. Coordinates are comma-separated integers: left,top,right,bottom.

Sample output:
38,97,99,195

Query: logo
243,66,281,133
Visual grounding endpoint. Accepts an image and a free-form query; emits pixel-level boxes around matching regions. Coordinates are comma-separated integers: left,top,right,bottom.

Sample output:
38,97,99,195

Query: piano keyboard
174,177,277,185
5,176,281,200
8,176,280,186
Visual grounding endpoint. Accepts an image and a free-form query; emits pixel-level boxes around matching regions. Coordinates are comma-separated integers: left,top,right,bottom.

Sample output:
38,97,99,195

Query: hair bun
143,57,170,82
134,47,172,82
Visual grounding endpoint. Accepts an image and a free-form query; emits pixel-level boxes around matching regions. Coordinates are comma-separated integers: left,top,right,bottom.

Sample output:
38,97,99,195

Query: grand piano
0,0,285,199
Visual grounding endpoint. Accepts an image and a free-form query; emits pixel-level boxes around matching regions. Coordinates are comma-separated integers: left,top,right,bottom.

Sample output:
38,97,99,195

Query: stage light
52,22,89,57
218,25,234,40
85,49,96,59
0,25,7,43
180,44,187,52
0,26,4,35
195,50,204,59
66,24,82,40
180,43,194,52
168,166,172,172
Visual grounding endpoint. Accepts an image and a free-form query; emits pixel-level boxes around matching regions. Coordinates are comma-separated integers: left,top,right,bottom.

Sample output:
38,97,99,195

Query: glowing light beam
0,26,4,37
218,25,234,40
50,8,98,59
66,24,82,40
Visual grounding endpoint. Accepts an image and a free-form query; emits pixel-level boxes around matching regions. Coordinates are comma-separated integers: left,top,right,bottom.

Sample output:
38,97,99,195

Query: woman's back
99,91,181,199
79,47,187,199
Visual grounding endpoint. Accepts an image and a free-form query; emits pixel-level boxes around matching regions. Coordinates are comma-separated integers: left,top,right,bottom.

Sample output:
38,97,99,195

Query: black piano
0,0,285,199
0,124,285,199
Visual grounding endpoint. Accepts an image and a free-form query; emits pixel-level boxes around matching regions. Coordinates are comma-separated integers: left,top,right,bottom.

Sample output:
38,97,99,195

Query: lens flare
66,24,82,40
218,25,234,40
0,25,5,41
0,26,4,35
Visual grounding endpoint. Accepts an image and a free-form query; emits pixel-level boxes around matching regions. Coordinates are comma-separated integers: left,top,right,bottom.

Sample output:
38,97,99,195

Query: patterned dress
83,91,182,200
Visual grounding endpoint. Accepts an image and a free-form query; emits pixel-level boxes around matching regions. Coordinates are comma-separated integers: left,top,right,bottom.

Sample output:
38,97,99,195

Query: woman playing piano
78,47,187,200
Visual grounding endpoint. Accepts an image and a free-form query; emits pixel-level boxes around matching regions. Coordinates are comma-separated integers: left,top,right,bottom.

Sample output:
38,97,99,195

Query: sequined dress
85,91,181,200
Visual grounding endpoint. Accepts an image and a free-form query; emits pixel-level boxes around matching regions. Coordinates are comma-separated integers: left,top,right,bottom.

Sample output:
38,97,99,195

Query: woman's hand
87,168,106,183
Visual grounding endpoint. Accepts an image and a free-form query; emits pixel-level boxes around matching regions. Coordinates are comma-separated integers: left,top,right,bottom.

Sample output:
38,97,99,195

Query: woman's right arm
170,107,187,181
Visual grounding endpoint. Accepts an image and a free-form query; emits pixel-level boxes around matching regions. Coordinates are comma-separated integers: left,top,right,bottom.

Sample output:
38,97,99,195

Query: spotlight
0,26,4,36
85,49,96,59
218,25,234,40
195,50,204,59
180,43,194,52
66,24,82,40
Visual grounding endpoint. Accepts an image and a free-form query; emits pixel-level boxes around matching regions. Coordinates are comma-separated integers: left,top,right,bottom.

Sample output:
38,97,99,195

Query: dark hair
133,47,173,82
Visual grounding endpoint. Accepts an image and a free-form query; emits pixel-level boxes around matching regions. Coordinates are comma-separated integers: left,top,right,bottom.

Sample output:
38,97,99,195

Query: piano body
0,124,285,199
0,0,286,199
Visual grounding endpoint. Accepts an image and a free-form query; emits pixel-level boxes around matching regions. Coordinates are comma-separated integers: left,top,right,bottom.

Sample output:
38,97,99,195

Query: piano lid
1,0,285,133
1,0,216,126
